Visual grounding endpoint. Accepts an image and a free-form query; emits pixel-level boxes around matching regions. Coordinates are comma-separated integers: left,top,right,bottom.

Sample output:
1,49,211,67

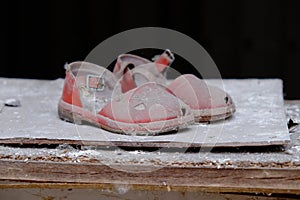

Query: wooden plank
0,78,289,147
0,185,294,200
0,159,299,195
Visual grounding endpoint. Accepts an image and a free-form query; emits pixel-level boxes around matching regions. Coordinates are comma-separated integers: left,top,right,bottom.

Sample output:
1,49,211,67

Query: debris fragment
56,144,75,151
162,181,171,192
4,98,21,107
167,185,171,192
287,118,299,132
114,184,131,195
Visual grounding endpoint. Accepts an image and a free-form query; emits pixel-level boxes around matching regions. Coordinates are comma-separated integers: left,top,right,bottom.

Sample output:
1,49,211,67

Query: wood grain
0,160,300,194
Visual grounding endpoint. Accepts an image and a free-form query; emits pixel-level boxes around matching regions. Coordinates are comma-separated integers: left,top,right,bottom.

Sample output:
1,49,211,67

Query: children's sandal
58,61,194,135
113,50,236,122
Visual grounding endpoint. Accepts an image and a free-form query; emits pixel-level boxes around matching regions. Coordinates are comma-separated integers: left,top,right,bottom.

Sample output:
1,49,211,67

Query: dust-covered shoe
112,50,235,122
58,61,194,135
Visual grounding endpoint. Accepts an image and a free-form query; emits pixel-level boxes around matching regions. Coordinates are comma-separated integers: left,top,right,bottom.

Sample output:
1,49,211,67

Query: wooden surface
0,186,294,200
0,101,299,195
0,78,299,197
0,160,300,195
0,78,290,147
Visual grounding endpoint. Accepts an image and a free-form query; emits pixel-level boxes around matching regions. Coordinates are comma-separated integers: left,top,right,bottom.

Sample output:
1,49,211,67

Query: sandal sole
58,99,195,136
193,104,236,122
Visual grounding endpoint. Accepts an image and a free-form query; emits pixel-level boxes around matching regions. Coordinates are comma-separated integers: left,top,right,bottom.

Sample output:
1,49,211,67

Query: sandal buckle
86,75,105,92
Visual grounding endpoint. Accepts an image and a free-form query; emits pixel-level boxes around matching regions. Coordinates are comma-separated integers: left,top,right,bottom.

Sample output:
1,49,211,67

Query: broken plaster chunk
4,98,21,107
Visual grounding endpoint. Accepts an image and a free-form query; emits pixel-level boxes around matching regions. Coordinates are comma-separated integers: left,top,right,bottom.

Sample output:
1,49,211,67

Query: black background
1,0,300,99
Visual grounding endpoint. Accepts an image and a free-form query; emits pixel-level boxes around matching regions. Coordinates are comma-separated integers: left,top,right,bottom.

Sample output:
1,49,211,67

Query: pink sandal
58,61,194,135
113,50,236,122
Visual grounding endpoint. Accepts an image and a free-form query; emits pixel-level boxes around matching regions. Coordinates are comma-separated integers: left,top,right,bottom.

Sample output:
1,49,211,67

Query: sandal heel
58,105,82,125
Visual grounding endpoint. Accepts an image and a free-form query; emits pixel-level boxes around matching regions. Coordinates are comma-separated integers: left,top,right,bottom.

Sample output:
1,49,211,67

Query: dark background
1,0,300,99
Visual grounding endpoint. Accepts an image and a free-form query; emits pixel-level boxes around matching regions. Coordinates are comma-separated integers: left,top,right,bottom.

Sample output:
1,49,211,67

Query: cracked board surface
0,78,290,147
